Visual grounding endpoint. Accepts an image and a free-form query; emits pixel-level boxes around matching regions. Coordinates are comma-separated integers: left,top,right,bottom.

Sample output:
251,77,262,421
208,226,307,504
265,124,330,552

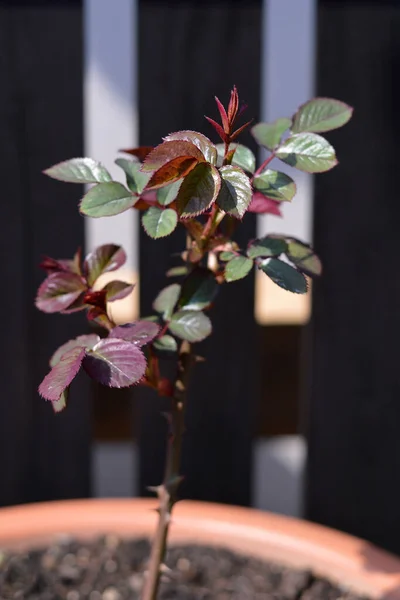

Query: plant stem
141,341,194,600
252,151,276,179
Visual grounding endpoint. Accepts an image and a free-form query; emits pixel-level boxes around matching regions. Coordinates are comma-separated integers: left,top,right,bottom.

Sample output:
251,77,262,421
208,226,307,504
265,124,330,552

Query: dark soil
0,536,369,600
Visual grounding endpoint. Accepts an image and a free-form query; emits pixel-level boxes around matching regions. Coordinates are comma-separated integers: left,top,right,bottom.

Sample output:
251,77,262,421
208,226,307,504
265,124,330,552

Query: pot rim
0,498,399,598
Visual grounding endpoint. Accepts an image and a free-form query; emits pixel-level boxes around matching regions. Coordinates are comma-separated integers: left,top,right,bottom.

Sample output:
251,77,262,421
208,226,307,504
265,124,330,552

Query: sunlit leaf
35,272,86,313
50,334,100,367
110,320,160,346
83,338,146,387
84,244,126,286
169,310,212,342
39,346,86,401
260,258,308,294
224,256,253,282
44,157,112,184
253,169,296,202
142,140,204,173
292,98,353,133
80,182,134,217
146,157,198,189
142,207,178,239
176,163,221,218
275,133,337,173
164,131,218,165
216,165,252,219
251,118,292,150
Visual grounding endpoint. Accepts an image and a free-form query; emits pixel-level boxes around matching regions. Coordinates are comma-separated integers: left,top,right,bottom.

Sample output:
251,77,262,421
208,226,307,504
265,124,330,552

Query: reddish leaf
39,346,86,401
39,248,82,276
214,96,229,133
248,192,282,216
119,146,153,160
103,280,135,302
50,334,100,367
83,338,146,387
60,293,87,314
145,157,198,189
36,272,86,313
84,244,126,286
110,320,160,346
205,117,228,143
227,86,239,125
230,119,254,141
164,131,218,165
142,141,204,173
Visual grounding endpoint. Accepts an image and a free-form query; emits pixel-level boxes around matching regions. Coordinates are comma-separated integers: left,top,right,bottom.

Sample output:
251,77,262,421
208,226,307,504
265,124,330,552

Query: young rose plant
36,88,352,600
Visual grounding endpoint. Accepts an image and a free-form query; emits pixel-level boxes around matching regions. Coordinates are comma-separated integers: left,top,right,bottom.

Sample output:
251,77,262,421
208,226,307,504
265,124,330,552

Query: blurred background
1,0,400,555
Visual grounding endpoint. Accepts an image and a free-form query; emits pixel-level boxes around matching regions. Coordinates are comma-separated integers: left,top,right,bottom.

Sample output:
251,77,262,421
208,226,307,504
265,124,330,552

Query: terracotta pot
0,499,399,598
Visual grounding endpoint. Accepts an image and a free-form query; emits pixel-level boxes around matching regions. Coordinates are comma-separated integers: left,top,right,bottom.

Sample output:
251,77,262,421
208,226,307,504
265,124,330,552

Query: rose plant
36,88,352,599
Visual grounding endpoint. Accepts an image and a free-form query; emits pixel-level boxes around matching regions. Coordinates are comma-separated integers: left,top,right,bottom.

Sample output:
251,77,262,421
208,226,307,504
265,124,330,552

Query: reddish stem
252,151,276,179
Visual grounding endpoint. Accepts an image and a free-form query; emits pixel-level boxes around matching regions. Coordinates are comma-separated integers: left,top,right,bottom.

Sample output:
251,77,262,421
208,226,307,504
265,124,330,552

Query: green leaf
219,251,237,262
164,131,218,165
80,182,134,217
225,256,253,282
178,267,218,311
166,266,189,278
247,237,288,259
253,170,296,202
216,144,256,173
292,98,353,134
275,133,337,173
142,207,178,239
251,118,292,150
260,258,308,294
153,283,181,320
115,158,150,193
153,335,178,353
44,157,112,184
216,166,252,219
286,238,322,276
176,163,221,218
169,310,212,342
156,180,182,205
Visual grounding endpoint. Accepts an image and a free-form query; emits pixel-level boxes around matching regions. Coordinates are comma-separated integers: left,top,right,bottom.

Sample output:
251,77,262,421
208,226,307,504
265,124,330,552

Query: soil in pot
0,536,369,600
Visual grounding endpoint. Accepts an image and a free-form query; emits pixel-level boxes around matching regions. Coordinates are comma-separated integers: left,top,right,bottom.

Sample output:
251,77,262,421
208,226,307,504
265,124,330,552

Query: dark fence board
306,2,400,553
137,0,261,505
0,4,91,505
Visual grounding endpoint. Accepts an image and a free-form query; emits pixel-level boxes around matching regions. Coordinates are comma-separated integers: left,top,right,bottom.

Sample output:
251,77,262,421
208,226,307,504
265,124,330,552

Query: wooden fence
1,0,400,556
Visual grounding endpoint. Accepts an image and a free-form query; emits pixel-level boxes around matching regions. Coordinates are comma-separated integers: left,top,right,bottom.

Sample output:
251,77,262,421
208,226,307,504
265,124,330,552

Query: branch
141,341,194,600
